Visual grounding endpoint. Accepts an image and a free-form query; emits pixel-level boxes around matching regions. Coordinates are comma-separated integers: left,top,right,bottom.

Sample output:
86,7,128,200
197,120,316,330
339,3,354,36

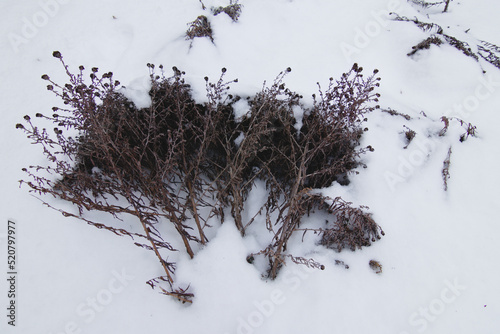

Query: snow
1,0,500,333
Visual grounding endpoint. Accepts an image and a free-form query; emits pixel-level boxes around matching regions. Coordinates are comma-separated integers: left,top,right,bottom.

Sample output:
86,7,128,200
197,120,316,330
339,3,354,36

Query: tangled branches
18,53,384,300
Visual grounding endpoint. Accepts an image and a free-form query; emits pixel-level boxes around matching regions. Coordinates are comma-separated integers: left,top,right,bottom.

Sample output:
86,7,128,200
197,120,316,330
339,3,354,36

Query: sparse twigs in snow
393,13,500,70
407,0,452,13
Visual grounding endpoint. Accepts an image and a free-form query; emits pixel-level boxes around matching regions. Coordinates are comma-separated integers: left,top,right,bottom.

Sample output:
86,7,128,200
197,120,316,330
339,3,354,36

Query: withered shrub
18,52,384,301
186,15,214,43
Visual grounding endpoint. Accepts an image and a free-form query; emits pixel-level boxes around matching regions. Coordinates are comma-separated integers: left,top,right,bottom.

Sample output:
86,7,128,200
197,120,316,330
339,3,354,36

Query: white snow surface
1,0,500,333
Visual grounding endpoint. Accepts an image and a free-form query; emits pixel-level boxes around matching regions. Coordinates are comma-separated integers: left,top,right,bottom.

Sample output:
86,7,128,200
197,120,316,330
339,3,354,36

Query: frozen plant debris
407,36,443,57
393,13,500,68
403,125,416,149
335,259,349,269
442,146,452,191
186,15,214,43
407,0,453,13
212,1,242,22
369,260,382,274
381,108,412,120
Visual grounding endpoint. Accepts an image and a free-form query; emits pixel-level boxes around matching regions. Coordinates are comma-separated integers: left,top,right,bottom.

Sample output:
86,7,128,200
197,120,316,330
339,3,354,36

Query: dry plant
212,0,242,22
407,0,452,13
186,15,214,43
437,118,476,191
335,259,349,269
243,64,384,279
402,125,416,149
392,13,500,69
439,116,477,141
188,1,243,48
18,53,384,300
369,259,383,274
477,40,500,70
381,108,412,120
18,53,209,302
443,0,452,12
407,36,443,56
442,146,452,191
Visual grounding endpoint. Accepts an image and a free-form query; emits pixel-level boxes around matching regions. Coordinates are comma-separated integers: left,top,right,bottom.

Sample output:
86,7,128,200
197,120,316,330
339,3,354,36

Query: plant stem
443,0,451,12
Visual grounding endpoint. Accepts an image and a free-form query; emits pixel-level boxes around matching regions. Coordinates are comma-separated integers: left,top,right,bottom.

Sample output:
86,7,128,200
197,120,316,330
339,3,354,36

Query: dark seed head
52,51,62,58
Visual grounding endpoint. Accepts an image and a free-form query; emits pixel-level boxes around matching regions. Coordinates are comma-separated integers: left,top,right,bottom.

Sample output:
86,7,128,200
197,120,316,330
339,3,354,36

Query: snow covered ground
1,0,500,333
